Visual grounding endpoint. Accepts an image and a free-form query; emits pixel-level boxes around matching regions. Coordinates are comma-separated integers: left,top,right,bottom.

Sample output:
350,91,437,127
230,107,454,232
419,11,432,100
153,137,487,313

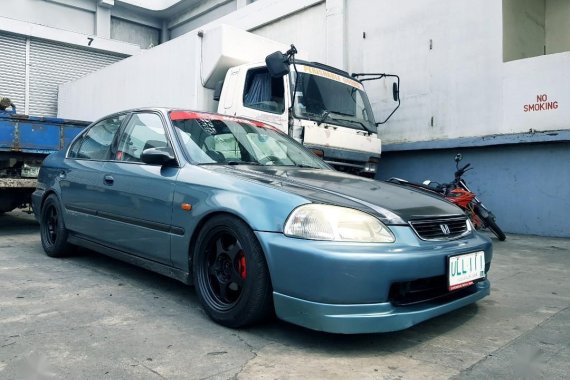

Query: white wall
0,0,164,49
546,0,570,54
0,0,96,35
503,53,570,133
111,17,160,48
56,0,570,141
346,0,504,143
169,0,238,38
251,2,326,63
503,0,545,62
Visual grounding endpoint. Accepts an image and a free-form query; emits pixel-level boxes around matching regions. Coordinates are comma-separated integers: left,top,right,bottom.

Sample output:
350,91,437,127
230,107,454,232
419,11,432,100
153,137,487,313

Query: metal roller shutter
29,39,125,117
0,32,26,111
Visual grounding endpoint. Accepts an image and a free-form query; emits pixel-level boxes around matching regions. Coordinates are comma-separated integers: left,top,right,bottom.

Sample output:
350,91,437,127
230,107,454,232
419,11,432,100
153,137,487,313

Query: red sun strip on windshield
169,111,276,130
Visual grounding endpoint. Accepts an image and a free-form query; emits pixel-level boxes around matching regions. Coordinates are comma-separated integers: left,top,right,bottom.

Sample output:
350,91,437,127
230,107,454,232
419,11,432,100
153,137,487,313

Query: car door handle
59,171,66,179
103,175,114,186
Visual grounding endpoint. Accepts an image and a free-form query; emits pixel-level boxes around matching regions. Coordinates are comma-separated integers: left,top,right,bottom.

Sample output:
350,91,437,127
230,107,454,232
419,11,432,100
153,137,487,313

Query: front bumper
274,280,490,334
31,189,44,222
255,226,492,334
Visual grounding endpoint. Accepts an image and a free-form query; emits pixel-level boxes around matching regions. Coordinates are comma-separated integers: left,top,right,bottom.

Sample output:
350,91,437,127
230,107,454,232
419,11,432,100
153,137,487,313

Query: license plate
448,251,485,291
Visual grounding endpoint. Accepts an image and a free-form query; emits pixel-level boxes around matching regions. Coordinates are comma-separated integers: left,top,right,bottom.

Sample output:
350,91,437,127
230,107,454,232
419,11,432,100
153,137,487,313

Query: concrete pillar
325,0,347,70
95,4,111,39
161,21,170,44
237,0,251,8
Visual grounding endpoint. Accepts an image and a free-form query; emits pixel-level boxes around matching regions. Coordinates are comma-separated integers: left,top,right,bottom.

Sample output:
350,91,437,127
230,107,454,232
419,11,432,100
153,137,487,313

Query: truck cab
217,60,382,175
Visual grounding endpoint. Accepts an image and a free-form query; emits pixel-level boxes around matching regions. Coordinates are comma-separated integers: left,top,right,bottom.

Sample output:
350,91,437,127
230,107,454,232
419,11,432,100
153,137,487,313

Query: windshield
170,111,330,169
292,66,376,132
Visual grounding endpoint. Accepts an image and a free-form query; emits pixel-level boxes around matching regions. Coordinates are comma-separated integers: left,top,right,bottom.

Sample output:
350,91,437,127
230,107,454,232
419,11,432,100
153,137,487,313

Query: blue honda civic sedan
32,108,492,334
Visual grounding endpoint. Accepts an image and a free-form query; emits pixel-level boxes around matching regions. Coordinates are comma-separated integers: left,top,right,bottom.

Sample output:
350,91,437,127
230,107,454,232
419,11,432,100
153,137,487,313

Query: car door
62,114,126,239
98,111,179,265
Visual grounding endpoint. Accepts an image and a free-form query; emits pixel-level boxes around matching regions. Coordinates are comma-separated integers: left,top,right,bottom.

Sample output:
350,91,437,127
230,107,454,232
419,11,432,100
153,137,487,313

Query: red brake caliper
238,253,247,279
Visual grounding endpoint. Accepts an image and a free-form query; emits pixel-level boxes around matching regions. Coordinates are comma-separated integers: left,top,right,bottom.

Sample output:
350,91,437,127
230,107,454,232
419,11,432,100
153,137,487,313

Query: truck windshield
170,112,330,169
291,67,376,133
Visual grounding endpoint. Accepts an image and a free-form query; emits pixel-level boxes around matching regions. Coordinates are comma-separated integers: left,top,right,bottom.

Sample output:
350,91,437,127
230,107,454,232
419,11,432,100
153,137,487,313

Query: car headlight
284,204,395,243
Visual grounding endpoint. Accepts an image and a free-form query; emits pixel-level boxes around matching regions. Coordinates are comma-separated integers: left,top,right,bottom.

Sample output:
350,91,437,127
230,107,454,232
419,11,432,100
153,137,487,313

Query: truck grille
409,217,470,241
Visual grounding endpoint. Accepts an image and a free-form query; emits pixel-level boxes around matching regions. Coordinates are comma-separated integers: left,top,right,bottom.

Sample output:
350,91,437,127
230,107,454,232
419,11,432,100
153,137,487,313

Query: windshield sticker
296,65,364,91
170,111,279,130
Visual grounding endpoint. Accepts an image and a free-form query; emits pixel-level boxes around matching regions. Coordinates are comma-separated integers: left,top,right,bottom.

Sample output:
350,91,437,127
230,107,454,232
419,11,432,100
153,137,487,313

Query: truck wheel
40,194,73,257
193,215,273,328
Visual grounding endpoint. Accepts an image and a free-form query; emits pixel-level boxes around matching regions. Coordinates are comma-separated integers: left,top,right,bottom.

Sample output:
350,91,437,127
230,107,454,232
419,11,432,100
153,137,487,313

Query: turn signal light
181,203,192,211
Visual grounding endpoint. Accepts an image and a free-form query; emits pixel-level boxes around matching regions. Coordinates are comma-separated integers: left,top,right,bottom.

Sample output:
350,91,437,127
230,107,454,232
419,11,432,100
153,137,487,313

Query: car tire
40,194,73,257
193,214,273,328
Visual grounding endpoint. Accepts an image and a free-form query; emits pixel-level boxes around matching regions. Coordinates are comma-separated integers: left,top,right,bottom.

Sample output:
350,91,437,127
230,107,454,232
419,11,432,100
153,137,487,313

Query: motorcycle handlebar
454,163,472,179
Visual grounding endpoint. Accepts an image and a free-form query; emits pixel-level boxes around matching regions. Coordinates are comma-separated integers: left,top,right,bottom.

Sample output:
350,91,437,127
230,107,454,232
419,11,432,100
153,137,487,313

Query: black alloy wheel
40,194,73,257
193,215,273,328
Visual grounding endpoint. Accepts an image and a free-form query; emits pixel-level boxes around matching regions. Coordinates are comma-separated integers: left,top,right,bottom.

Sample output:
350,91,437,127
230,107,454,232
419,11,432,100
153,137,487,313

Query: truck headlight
284,204,395,243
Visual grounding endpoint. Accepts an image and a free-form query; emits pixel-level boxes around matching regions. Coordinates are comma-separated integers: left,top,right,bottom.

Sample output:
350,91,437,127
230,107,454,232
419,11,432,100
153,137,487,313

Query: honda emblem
440,224,451,235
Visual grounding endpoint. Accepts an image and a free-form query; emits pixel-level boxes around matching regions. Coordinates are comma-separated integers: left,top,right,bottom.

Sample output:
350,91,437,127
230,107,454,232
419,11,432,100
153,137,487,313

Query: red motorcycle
389,154,506,241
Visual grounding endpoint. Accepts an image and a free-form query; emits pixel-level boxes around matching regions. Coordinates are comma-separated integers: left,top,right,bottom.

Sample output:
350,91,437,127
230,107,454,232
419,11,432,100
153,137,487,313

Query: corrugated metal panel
29,39,125,117
0,32,27,111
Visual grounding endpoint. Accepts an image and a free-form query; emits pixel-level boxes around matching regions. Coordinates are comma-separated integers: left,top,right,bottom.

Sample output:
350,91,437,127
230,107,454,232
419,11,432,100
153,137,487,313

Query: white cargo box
58,24,288,121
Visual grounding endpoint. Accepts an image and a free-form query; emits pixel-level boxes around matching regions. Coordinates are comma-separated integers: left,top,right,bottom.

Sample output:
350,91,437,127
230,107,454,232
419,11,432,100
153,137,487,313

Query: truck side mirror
213,80,224,101
265,51,290,78
392,82,399,102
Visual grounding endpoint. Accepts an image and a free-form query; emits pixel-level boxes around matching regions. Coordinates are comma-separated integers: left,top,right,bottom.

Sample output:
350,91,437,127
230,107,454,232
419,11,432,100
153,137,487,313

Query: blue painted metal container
0,111,89,212
0,113,89,154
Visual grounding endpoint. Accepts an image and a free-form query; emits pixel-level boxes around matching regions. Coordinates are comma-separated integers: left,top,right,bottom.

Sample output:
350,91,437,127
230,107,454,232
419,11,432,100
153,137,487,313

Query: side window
115,113,171,163
243,68,285,114
69,115,125,160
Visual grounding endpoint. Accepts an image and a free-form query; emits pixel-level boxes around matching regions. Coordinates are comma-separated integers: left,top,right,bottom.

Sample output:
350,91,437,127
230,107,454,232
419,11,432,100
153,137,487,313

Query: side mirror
392,82,399,102
141,148,176,166
213,80,224,101
454,153,463,163
265,51,290,78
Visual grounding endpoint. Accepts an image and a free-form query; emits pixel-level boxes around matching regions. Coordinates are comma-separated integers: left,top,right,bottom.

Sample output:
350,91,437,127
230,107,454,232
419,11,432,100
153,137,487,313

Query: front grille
409,217,469,241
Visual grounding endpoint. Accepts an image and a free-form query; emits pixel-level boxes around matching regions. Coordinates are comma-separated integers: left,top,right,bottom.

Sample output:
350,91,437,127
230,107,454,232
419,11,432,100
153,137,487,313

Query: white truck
58,25,399,175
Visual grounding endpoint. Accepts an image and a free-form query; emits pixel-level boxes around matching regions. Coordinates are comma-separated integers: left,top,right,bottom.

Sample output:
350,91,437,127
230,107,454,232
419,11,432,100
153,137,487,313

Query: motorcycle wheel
475,208,506,241
486,217,506,241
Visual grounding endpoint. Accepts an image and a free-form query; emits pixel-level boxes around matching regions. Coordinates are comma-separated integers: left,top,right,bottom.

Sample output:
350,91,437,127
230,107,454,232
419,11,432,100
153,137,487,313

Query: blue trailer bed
0,111,89,213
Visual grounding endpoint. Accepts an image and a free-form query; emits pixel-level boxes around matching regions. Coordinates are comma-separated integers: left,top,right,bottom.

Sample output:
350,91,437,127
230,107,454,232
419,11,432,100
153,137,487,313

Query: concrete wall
503,0,546,62
346,0,504,144
377,141,570,238
503,52,570,133
251,2,326,62
0,0,163,49
0,0,96,35
111,17,160,49
169,0,238,39
546,0,570,54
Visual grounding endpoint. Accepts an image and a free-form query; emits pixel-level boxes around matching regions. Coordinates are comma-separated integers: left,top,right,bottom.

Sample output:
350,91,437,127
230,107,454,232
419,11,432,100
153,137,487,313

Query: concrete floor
0,210,569,379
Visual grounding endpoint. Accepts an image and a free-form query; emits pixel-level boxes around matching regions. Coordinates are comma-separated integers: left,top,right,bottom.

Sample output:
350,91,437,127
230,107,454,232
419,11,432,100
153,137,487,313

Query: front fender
169,165,310,270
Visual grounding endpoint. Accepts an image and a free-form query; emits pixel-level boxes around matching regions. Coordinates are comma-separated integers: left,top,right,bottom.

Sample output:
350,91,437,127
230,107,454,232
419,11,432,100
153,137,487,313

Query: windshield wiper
276,164,321,169
316,111,330,126
226,161,261,166
328,116,375,134
198,161,260,166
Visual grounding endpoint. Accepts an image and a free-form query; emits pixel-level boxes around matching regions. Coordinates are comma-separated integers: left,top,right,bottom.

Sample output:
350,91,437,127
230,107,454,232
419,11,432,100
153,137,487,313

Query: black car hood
211,166,463,224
